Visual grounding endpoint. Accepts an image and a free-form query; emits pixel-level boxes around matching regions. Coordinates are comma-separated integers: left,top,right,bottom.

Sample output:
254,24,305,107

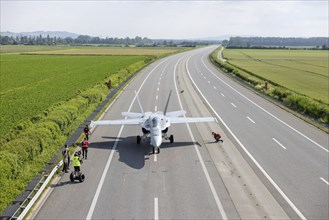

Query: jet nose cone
155,139,162,147
151,135,162,147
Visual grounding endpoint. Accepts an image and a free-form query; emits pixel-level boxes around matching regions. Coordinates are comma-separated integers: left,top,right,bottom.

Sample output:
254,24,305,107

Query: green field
222,49,329,104
0,54,149,136
0,45,160,213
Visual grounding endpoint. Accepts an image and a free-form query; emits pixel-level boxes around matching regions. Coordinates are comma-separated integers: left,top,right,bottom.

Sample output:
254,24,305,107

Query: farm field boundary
210,47,329,132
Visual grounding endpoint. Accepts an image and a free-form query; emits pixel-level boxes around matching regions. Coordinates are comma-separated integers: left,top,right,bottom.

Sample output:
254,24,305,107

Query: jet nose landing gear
153,147,160,154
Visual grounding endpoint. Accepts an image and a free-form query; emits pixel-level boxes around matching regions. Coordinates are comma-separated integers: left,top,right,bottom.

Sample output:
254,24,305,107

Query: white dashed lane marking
247,116,256,124
154,197,159,220
231,103,237,108
320,177,329,185
272,138,287,150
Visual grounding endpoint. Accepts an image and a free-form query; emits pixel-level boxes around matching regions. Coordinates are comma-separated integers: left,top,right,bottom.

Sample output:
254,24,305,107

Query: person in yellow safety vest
72,151,82,172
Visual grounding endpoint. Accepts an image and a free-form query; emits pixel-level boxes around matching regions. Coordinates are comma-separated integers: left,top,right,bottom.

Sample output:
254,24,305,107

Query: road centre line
86,58,170,220
154,197,159,220
213,86,217,90
158,82,161,85
201,54,328,153
156,95,158,100
175,57,228,220
247,116,255,124
208,81,211,84
231,103,237,108
272,138,287,150
187,56,306,220
221,93,225,97
157,87,159,91
155,106,157,112
320,177,329,185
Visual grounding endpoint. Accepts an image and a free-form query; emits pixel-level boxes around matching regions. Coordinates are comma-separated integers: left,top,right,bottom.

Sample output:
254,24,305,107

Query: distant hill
0,31,79,38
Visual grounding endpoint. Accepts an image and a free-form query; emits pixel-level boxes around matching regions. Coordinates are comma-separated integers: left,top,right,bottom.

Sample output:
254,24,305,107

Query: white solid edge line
177,56,228,220
188,55,307,220
201,55,328,154
154,197,159,220
272,138,287,150
86,58,170,220
320,177,329,186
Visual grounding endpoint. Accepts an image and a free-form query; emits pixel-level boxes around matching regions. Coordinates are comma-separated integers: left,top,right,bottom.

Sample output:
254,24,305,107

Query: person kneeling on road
212,131,224,143
81,138,89,159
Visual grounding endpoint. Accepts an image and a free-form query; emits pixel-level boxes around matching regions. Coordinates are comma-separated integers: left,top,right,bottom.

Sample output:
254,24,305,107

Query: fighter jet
90,91,216,154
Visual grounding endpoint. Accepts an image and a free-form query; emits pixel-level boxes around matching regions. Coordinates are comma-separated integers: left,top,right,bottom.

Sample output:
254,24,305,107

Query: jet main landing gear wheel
169,135,174,143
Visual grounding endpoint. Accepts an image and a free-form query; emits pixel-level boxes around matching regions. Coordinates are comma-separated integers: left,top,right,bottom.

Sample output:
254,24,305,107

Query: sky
1,0,328,39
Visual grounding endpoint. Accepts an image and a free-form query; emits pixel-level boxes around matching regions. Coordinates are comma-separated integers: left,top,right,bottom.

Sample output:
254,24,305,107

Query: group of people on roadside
62,125,90,173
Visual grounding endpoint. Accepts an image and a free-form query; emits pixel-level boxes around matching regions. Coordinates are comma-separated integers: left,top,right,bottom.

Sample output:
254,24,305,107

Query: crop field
223,49,329,104
0,45,187,55
0,54,148,136
0,45,75,53
26,47,184,56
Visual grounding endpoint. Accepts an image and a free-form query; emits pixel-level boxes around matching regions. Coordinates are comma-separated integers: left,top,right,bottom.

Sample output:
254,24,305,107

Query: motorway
33,46,328,220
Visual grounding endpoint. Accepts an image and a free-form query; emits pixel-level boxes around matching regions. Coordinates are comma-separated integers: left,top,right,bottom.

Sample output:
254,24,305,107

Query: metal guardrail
11,161,63,220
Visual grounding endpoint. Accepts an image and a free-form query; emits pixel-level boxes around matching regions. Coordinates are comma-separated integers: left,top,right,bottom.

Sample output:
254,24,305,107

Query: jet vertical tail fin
164,90,172,116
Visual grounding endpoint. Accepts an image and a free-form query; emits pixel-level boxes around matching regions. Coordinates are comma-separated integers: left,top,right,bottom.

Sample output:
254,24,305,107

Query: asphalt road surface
34,46,328,220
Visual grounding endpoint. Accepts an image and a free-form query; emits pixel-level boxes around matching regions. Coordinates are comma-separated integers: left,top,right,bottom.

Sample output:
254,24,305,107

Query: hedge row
0,58,150,213
210,47,329,126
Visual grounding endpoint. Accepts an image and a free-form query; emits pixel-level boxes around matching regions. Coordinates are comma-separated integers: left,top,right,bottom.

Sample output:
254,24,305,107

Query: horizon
1,30,328,41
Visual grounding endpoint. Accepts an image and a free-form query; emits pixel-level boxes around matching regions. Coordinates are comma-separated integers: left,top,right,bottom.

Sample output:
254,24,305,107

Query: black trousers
82,147,88,158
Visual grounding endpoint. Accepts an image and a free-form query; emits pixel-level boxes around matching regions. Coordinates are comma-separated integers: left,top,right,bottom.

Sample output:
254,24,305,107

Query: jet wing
121,112,144,118
90,118,143,127
166,110,186,117
168,117,216,124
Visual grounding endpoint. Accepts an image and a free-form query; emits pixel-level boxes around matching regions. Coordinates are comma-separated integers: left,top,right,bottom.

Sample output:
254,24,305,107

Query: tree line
223,37,328,49
0,34,154,46
0,34,206,47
